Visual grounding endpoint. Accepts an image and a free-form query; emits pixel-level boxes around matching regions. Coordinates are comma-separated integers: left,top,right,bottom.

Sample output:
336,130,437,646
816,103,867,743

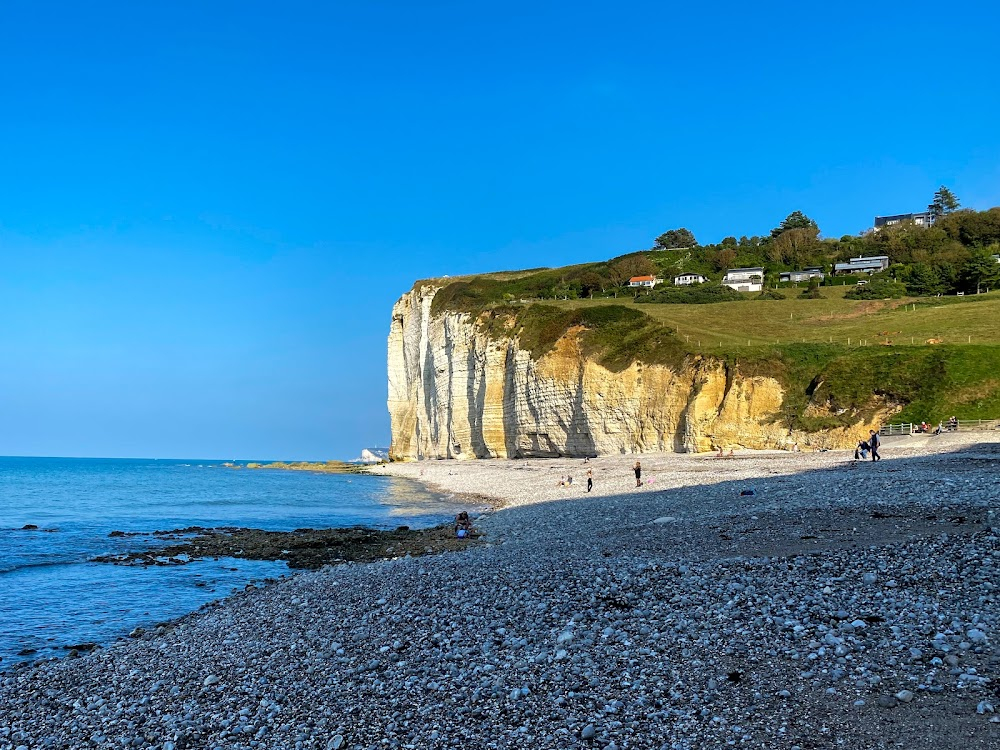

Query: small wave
0,559,79,576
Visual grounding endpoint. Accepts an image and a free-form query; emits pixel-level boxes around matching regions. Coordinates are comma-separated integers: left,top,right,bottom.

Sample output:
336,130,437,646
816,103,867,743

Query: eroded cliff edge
388,286,891,460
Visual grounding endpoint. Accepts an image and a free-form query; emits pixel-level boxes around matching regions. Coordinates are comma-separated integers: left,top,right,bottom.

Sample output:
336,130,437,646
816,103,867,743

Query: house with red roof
628,275,660,289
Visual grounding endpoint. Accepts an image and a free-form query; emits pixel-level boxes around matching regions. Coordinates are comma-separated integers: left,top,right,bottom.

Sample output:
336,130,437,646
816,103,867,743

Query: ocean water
0,457,467,666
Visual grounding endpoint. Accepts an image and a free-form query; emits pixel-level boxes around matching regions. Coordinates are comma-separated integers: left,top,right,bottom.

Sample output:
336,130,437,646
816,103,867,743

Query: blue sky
1,1,998,459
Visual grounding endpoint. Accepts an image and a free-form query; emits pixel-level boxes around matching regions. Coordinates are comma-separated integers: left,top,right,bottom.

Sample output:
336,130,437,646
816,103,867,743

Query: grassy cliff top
421,274,1000,429
411,206,1000,429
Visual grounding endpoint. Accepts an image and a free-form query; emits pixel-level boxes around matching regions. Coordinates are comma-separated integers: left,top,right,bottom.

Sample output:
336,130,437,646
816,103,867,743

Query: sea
0,456,467,667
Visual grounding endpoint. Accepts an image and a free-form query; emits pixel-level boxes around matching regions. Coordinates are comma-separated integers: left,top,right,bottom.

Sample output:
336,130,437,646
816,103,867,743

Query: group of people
915,416,959,436
854,429,882,461
557,468,595,492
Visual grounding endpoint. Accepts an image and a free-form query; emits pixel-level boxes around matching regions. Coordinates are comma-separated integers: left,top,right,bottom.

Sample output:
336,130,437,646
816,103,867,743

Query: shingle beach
1,433,997,749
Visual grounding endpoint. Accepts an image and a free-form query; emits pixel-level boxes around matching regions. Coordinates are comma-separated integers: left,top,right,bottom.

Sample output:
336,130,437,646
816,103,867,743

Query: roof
836,259,887,271
629,275,656,282
724,267,764,274
674,273,705,278
874,212,932,227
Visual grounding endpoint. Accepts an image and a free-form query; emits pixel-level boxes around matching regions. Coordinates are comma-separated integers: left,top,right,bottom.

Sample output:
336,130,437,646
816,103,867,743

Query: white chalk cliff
387,286,888,460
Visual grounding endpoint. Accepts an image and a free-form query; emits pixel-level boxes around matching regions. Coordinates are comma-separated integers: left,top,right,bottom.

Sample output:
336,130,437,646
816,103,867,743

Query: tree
928,186,961,221
771,211,818,238
902,263,946,296
959,248,1000,294
845,279,907,300
578,271,606,298
800,277,823,299
767,226,820,265
937,206,1000,246
608,254,658,287
707,246,737,271
654,228,697,249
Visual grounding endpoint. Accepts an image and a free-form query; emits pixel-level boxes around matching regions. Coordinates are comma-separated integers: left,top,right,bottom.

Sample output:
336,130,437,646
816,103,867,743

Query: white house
721,267,764,293
673,273,708,286
628,275,660,288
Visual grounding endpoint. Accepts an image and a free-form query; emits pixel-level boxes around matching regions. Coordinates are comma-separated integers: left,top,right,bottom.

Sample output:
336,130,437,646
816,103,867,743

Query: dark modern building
873,212,934,231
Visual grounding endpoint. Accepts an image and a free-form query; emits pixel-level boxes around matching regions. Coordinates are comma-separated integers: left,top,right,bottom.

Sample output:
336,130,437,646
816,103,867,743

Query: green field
441,287,1000,428
545,288,1000,351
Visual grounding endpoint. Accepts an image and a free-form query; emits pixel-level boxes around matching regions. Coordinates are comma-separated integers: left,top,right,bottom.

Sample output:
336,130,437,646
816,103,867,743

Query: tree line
580,187,1000,299
436,188,1000,308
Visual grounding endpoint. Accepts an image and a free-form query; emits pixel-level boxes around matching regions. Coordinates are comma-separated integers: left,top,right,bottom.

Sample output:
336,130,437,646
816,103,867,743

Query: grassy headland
420,204,1000,429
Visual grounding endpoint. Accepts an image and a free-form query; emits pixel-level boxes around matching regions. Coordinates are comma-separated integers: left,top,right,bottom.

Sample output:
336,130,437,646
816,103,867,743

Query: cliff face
388,287,887,460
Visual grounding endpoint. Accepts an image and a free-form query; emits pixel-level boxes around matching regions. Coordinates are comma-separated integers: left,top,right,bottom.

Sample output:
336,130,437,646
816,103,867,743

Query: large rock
387,286,890,460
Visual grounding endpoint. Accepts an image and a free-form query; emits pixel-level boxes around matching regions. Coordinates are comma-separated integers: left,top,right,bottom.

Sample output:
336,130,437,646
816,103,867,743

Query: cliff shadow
447,441,999,750
472,440,999,563
466,343,489,459
500,345,598,459
563,361,597,458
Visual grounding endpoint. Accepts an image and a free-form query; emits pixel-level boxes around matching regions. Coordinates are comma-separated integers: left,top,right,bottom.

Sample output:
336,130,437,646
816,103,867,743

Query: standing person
586,469,593,492
634,461,642,487
869,430,881,462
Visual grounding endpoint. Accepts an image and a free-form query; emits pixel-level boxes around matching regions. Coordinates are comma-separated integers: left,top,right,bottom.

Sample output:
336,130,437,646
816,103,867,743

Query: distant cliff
387,286,893,460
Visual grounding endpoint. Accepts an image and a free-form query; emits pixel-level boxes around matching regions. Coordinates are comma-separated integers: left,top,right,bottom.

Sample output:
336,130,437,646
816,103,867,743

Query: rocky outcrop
388,287,890,460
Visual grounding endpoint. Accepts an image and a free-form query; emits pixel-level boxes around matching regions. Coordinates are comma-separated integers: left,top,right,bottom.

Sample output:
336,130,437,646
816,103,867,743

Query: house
721,267,764,293
673,273,708,286
628,275,660,289
874,212,934,231
833,256,890,275
779,267,825,283
993,254,1000,264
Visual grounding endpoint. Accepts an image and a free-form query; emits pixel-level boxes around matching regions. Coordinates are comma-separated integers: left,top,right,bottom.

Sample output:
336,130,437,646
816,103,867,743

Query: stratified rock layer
387,286,886,460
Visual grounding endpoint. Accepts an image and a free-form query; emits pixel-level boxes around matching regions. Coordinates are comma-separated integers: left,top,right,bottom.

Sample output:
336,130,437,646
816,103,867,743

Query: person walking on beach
586,469,593,492
634,461,642,487
869,429,881,462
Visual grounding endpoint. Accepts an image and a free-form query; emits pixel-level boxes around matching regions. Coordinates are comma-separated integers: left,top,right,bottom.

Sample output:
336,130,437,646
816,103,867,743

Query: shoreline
1,432,998,748
1,470,484,669
91,522,483,570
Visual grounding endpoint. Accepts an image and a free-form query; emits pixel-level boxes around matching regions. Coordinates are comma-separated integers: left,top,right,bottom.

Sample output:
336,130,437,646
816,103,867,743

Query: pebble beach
1,433,998,749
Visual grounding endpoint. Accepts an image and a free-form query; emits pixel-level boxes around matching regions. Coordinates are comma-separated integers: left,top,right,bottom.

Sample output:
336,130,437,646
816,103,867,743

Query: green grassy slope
428,278,1000,428
548,288,1000,348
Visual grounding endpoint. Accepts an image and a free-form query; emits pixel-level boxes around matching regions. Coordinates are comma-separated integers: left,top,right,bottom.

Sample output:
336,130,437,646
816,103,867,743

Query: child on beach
455,511,473,538
634,461,642,488
586,469,593,492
